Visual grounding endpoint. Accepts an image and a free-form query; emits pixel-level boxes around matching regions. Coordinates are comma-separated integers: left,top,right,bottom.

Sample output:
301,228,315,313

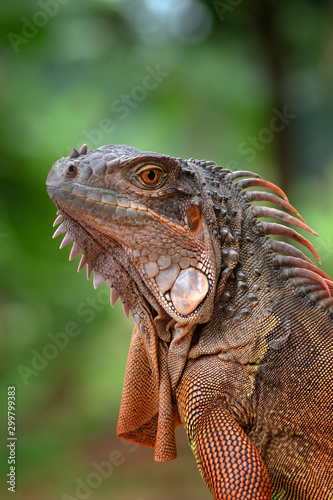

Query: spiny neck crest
194,160,333,317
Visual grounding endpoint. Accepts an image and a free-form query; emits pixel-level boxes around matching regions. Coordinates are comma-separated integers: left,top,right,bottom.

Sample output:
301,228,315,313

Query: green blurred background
0,1,333,499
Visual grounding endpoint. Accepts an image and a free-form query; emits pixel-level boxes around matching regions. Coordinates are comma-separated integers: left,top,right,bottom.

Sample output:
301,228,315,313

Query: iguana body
46,144,333,499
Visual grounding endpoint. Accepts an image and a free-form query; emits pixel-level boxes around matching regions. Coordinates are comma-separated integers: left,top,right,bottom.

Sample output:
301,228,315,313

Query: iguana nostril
66,163,77,177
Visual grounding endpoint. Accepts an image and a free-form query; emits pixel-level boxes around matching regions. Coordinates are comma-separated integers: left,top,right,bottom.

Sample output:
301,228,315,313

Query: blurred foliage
0,0,332,499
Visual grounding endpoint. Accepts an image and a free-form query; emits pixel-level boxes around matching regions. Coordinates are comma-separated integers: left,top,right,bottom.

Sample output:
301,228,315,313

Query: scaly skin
46,144,333,499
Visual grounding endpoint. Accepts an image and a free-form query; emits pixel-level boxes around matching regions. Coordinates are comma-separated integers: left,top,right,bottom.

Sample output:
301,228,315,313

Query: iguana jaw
46,147,220,325
48,197,215,325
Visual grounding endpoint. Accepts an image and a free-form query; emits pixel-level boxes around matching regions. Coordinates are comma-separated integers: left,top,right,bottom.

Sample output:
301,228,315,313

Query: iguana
46,144,333,499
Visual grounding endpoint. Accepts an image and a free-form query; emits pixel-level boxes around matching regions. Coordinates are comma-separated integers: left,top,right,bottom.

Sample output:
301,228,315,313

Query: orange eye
139,168,162,185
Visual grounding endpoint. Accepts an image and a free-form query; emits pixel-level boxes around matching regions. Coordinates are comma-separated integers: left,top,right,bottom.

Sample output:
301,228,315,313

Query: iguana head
46,144,222,326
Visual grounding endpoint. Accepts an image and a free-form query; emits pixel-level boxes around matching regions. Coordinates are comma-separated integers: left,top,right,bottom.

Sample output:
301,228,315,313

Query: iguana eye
139,167,162,185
